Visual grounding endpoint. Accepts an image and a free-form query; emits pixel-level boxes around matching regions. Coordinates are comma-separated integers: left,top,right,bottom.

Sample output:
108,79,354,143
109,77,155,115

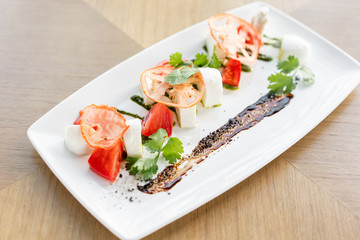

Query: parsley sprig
125,128,184,180
165,49,222,85
168,48,222,69
268,55,315,96
165,67,199,85
192,46,222,69
169,52,192,68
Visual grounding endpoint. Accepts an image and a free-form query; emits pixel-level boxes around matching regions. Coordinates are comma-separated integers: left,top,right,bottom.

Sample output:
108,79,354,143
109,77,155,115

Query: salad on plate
63,7,315,193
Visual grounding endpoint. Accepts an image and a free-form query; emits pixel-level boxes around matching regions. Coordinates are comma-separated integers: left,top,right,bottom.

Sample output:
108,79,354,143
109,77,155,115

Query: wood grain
0,0,142,189
1,157,359,239
282,0,360,215
84,0,310,49
0,161,117,240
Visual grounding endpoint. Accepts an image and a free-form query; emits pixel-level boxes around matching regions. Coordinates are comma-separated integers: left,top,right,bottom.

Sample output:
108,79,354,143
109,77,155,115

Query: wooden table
1,0,359,239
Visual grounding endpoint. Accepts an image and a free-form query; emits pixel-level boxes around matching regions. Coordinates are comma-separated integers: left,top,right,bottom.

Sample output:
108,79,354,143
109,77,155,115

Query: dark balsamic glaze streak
138,93,293,194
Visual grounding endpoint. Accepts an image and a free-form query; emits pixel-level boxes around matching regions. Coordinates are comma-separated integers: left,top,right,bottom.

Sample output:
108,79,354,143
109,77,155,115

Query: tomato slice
208,13,261,64
140,65,205,109
156,59,193,67
80,105,129,149
141,103,174,137
222,58,242,87
88,139,123,182
156,59,171,66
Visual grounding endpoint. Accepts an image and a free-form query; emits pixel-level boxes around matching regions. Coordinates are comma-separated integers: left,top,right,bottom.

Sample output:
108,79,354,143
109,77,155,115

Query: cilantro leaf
169,52,191,68
125,157,139,175
144,128,168,153
268,73,296,95
193,53,209,67
134,153,158,171
161,137,184,164
126,128,184,180
165,67,199,85
277,55,299,74
138,162,159,180
208,46,222,69
267,55,315,96
192,46,222,69
126,153,160,180
169,52,183,67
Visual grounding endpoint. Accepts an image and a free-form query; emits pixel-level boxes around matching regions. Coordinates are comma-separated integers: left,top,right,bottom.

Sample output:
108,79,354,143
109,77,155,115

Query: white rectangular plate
28,2,360,239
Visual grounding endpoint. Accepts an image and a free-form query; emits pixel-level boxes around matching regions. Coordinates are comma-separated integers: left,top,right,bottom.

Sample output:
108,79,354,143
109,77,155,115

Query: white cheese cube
251,7,269,34
176,106,197,128
123,119,143,158
279,34,311,64
199,68,223,108
64,125,92,155
141,88,154,106
141,77,155,106
205,34,226,61
206,34,216,60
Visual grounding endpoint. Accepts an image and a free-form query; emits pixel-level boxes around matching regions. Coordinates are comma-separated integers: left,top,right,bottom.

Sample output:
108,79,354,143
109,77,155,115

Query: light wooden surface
0,0,142,189
0,0,359,239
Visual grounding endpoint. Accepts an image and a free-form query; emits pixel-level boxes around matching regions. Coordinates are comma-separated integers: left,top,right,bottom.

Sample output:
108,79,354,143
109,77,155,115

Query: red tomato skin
73,110,83,125
141,103,174,137
156,59,193,67
222,58,242,87
156,59,170,66
88,140,123,182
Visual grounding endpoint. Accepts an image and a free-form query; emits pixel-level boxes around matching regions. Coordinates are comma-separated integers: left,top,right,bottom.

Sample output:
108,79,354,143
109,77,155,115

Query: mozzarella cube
141,88,154,106
176,106,197,128
199,68,223,108
64,125,92,155
279,34,311,64
141,77,155,106
206,34,216,60
123,119,143,158
251,7,269,34
205,34,226,61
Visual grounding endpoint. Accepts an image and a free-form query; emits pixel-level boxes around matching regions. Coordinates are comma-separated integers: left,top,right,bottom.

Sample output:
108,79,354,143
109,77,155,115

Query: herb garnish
126,128,184,180
193,53,208,67
268,73,296,95
165,67,199,85
169,52,192,68
165,48,223,84
192,46,222,69
268,55,315,96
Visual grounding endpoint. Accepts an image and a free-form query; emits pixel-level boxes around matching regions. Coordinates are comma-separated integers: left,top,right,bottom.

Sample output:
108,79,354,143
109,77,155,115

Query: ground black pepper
138,93,292,194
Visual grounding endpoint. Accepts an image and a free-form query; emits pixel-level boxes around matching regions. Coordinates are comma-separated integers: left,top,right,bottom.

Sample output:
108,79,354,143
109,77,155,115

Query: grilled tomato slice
140,65,205,108
208,13,262,64
80,105,129,149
